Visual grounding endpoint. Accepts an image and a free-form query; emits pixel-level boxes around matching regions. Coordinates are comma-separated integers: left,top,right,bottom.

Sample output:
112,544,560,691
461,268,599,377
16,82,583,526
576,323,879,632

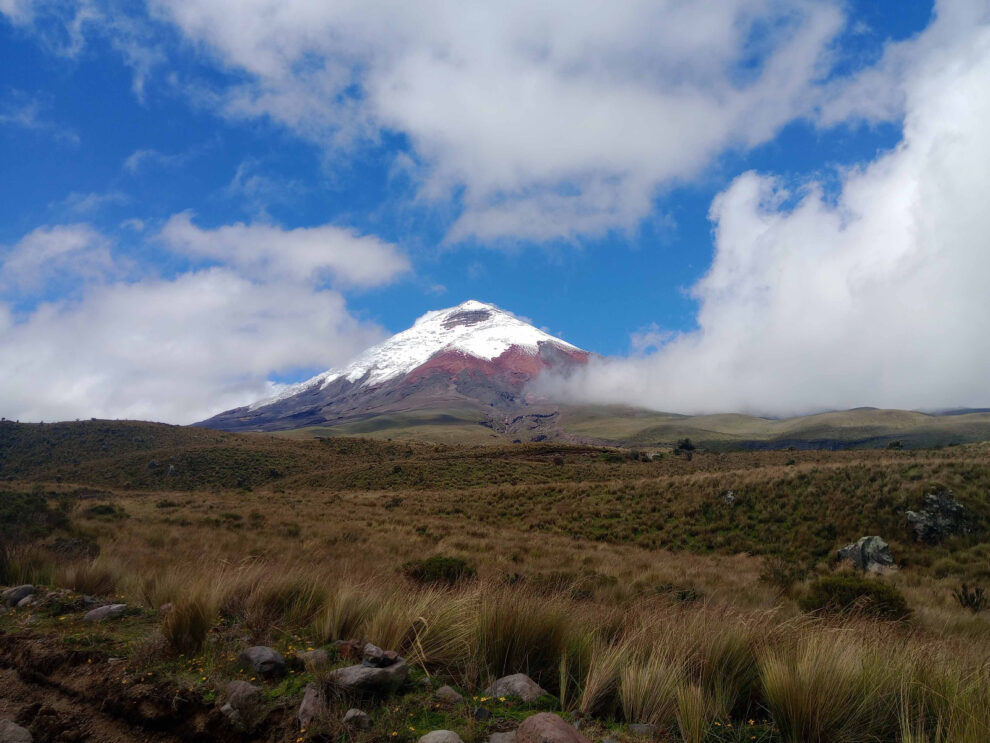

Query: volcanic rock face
198,301,588,432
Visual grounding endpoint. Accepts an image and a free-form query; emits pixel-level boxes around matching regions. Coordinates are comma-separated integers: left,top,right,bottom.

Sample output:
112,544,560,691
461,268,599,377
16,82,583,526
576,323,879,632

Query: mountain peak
200,300,588,431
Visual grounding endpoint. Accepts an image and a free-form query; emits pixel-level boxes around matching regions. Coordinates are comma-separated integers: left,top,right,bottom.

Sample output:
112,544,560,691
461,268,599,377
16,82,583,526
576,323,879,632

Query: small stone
2,585,34,607
298,683,324,728
83,603,127,621
435,685,464,705
0,719,33,743
327,657,408,692
473,707,493,721
238,646,286,677
488,734,517,743
516,713,589,743
16,595,35,608
484,673,547,703
418,732,464,743
363,643,393,667
627,723,654,737
222,681,263,729
343,708,371,730
334,639,363,661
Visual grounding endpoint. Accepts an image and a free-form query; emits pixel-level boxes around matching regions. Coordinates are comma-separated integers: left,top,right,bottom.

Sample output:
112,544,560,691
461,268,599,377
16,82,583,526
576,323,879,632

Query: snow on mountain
248,300,582,411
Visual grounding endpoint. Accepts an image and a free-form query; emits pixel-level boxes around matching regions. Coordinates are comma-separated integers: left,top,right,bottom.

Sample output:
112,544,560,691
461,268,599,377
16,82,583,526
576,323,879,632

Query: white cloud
542,4,990,415
0,269,385,423
149,0,846,242
0,90,79,144
1,223,113,293
159,212,410,288
122,147,189,173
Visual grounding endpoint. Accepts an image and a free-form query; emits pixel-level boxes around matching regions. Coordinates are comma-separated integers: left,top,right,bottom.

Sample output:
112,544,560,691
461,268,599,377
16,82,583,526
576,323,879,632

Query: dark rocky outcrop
906,490,969,544
837,536,894,571
2,586,34,608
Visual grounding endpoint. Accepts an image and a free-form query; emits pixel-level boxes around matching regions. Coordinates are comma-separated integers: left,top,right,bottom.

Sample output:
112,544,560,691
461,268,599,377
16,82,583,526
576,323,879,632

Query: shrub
798,576,910,620
759,556,808,595
951,583,986,613
402,556,476,586
161,590,218,654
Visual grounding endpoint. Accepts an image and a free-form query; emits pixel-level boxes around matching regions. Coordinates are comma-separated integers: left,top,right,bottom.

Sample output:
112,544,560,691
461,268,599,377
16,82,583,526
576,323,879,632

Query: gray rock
435,685,464,704
488,734,517,743
297,649,329,668
0,720,32,743
83,603,127,621
473,707,492,721
222,681,264,728
837,536,894,571
297,683,324,728
907,490,968,544
238,646,286,677
627,722,654,737
485,673,547,703
2,585,34,607
343,708,371,730
418,732,465,743
363,642,387,666
16,595,35,608
516,713,590,743
328,657,409,692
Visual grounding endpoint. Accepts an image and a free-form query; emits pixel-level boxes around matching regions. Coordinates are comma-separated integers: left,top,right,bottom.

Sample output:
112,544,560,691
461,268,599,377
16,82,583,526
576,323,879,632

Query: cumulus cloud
147,0,845,242
0,216,408,423
542,3,990,415
159,212,410,287
1,223,113,293
0,270,384,423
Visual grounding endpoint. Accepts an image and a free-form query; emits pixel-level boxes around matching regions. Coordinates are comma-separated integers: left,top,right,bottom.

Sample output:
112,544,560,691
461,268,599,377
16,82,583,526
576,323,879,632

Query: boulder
220,681,263,728
83,603,127,621
485,673,547,703
435,685,464,705
297,683,324,728
327,657,408,692
238,646,286,677
0,720,32,743
343,708,371,730
907,490,968,544
516,713,589,743
2,585,34,607
418,732,464,743
837,536,894,571
16,595,35,609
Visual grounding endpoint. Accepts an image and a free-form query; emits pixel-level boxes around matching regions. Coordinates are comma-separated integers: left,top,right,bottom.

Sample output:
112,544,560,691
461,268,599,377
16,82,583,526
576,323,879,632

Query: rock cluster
326,643,408,692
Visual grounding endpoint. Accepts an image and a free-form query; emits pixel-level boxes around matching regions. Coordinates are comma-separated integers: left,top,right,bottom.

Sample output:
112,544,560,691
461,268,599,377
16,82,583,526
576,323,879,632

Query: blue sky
2,0,989,422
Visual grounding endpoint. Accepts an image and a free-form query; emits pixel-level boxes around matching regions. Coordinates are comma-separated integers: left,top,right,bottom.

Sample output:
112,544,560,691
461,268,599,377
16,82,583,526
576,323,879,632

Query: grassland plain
1,420,989,742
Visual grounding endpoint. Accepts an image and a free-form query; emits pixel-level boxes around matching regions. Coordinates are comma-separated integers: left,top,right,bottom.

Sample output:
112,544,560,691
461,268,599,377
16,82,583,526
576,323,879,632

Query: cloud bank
543,3,990,416
0,218,407,423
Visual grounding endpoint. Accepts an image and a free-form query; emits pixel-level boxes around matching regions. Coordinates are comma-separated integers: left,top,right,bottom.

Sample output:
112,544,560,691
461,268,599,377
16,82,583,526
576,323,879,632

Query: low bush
952,583,986,613
798,576,910,620
402,556,476,586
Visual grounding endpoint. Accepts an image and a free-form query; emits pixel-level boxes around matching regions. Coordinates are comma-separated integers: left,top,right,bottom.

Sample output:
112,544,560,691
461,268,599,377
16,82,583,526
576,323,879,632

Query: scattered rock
16,595,35,608
334,639,363,661
488,734,517,743
220,681,263,728
418,732,465,743
516,713,589,743
473,707,493,721
238,646,286,677
907,490,969,544
837,536,894,571
297,649,329,668
0,720,32,743
435,685,464,705
720,490,736,504
363,643,389,667
627,723,654,737
2,585,34,607
485,673,547,703
83,603,127,621
343,708,371,730
328,656,409,692
297,683,324,728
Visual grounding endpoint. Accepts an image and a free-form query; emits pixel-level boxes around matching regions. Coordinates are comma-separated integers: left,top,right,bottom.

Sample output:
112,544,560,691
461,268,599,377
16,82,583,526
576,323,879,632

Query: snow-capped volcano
198,300,589,432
